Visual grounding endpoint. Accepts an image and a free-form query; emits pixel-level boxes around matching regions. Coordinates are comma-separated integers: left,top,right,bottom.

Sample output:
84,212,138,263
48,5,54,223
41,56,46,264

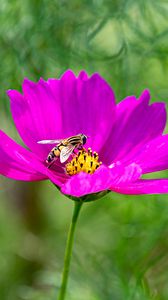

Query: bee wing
37,139,62,144
60,145,75,163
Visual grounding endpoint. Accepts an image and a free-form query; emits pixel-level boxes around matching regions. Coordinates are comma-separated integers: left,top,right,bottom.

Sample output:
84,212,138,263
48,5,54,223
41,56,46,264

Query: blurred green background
0,0,168,299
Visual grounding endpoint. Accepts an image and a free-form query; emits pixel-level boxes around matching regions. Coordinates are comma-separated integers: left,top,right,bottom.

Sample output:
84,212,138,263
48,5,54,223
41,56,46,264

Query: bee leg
71,150,76,159
47,160,56,169
77,145,83,150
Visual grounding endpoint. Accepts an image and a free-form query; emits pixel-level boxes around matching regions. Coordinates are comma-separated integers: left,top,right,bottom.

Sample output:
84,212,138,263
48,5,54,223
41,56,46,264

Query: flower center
65,148,102,176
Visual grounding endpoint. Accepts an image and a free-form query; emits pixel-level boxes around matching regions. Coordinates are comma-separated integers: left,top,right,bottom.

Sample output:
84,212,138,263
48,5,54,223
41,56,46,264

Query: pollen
65,148,102,176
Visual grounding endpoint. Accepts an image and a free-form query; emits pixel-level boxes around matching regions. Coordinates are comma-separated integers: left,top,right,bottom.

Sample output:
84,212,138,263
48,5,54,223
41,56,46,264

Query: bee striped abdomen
47,145,61,162
53,144,64,156
47,150,55,163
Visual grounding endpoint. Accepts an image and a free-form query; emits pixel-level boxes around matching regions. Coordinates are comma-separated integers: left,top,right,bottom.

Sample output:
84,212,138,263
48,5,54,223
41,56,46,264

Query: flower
1,70,168,199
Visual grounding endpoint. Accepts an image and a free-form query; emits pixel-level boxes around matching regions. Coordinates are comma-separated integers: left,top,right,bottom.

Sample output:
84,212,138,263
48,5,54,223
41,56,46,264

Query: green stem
57,201,83,300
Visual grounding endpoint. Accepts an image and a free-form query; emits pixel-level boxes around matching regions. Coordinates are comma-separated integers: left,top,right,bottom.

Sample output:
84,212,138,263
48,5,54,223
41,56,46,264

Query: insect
37,134,87,164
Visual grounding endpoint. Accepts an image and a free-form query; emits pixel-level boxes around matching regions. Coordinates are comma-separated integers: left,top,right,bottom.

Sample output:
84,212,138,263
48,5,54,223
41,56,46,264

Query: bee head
81,134,87,145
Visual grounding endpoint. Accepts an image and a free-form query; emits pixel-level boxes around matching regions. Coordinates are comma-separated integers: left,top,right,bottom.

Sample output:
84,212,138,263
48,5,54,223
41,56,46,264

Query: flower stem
57,201,83,300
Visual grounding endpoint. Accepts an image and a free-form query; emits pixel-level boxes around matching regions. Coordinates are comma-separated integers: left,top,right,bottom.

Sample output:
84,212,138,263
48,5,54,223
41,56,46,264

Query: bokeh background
0,1,168,299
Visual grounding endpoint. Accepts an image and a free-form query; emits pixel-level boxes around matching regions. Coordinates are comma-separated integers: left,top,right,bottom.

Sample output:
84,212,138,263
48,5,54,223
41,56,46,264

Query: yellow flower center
65,148,102,176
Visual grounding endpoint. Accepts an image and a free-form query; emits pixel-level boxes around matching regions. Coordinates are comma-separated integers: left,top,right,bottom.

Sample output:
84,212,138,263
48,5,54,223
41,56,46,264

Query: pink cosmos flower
1,70,168,198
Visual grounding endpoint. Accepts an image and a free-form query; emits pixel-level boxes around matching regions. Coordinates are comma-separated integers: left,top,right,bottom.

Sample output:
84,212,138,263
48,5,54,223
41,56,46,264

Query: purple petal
61,162,142,197
8,81,61,159
48,71,116,152
100,90,166,165
61,165,113,197
46,163,69,185
109,162,142,184
0,130,47,181
8,71,116,157
111,179,168,195
134,134,168,173
78,70,89,80
0,131,65,186
138,89,150,103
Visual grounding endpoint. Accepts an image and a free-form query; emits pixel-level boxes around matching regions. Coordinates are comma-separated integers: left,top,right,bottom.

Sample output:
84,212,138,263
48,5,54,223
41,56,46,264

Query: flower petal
111,179,168,195
78,70,89,80
61,162,142,197
134,134,168,173
8,71,116,157
100,90,166,165
61,165,113,197
109,162,142,184
0,130,47,181
8,82,61,159
48,71,116,152
0,131,65,186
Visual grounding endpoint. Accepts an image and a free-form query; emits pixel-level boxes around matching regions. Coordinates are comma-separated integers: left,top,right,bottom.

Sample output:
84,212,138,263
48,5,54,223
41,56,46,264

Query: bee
37,134,87,164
